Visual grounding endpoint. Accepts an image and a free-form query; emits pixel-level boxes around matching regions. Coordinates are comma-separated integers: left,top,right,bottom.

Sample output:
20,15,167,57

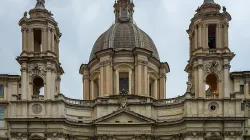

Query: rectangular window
0,107,4,120
0,85,4,97
119,72,129,92
240,85,244,94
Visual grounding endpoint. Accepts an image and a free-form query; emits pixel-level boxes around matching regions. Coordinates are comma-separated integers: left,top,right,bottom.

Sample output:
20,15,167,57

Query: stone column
198,24,202,47
48,28,52,51
137,63,142,95
129,70,132,94
116,70,119,94
83,71,90,100
205,24,208,48
245,79,249,99
216,24,221,48
22,28,27,52
202,24,206,48
194,67,199,98
224,23,229,48
91,80,94,99
154,79,158,99
42,28,47,52
144,65,148,95
194,26,198,49
51,30,55,52
223,62,231,98
198,61,204,98
50,72,56,100
160,69,166,99
29,28,34,52
21,63,28,100
46,64,51,100
100,65,105,97
106,60,113,95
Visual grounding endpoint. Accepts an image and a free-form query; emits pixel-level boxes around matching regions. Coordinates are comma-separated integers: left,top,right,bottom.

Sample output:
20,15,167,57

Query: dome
89,22,160,61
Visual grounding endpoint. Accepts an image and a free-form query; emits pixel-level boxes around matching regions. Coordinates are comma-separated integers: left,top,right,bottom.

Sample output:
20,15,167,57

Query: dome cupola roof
89,0,160,61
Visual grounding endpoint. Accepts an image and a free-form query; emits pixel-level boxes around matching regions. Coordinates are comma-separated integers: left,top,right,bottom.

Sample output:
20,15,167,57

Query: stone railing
153,96,185,106
56,94,94,107
32,95,44,100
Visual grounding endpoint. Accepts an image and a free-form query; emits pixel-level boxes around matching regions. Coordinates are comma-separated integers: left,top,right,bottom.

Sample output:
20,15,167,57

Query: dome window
119,72,129,92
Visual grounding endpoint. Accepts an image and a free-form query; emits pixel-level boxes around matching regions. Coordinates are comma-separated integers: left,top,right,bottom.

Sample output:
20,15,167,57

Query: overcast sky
0,0,249,99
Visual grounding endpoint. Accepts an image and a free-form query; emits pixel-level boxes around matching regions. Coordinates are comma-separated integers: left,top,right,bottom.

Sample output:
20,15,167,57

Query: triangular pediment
94,109,155,124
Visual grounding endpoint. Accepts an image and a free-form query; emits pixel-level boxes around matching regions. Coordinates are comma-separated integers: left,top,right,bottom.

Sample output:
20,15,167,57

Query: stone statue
24,12,27,17
223,6,227,12
186,81,193,93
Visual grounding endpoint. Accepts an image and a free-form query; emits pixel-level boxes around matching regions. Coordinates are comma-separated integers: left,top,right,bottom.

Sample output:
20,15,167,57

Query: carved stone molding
28,64,46,80
136,59,148,66
32,104,42,114
222,131,242,137
100,60,112,67
223,64,231,70
83,71,90,79
204,61,222,74
10,132,29,138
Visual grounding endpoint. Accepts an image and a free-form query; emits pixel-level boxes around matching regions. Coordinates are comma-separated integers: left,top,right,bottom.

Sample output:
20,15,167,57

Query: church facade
0,0,250,139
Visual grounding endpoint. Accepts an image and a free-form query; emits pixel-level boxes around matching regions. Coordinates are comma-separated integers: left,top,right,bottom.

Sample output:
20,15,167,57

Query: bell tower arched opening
205,74,219,98
34,29,42,52
208,24,216,49
33,77,44,96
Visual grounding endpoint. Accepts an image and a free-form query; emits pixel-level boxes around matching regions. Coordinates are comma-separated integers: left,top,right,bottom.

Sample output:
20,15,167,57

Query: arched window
33,77,44,96
206,74,219,98
94,79,99,97
208,24,216,49
34,29,42,52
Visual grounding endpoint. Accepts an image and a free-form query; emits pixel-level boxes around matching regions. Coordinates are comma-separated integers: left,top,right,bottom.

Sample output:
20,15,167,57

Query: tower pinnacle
34,0,46,10
203,0,216,5
114,0,134,23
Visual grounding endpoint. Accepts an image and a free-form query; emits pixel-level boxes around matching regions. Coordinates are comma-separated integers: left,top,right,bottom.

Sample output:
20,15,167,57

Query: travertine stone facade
0,0,250,140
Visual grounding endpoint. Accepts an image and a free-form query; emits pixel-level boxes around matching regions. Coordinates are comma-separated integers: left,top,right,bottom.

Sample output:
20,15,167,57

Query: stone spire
114,0,134,23
196,0,220,13
203,0,216,5
34,0,46,10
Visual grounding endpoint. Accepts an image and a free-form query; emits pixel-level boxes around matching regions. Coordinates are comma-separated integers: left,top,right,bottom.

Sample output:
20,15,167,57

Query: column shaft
194,27,198,49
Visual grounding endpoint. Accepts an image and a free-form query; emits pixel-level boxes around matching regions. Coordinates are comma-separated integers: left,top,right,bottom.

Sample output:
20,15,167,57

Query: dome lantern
114,0,134,23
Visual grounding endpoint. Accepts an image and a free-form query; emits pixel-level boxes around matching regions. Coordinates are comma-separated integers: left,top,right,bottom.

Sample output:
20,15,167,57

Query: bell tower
185,0,234,99
17,0,64,101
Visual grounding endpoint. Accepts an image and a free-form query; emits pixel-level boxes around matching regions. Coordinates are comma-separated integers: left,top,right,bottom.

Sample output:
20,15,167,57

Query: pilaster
160,69,166,99
223,61,231,98
21,63,28,100
83,71,90,100
224,23,229,48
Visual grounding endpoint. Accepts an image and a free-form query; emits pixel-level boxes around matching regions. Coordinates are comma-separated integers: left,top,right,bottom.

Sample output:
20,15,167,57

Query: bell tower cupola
17,0,64,101
185,0,234,99
114,0,134,23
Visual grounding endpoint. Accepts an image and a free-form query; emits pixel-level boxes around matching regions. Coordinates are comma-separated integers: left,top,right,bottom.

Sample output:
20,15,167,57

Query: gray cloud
0,0,249,99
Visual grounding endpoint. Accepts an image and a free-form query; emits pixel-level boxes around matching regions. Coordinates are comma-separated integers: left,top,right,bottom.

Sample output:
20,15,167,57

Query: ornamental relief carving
28,64,46,80
135,59,148,66
114,63,133,71
174,131,242,138
204,61,222,74
100,60,112,67
32,104,42,114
